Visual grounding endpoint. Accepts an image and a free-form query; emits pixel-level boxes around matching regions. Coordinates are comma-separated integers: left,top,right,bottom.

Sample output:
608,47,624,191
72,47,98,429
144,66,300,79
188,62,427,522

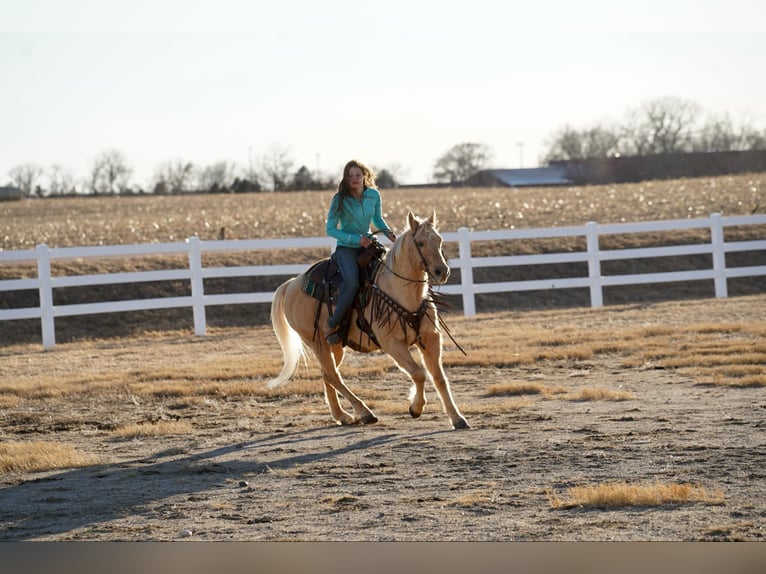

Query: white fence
1,213,765,349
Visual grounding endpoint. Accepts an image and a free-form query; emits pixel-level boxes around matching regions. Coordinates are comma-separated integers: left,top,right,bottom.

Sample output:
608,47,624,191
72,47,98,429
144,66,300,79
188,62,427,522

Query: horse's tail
268,278,307,389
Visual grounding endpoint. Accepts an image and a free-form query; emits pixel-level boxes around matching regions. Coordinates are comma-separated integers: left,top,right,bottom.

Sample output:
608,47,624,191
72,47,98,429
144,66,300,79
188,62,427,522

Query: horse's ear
427,210,437,227
408,211,419,232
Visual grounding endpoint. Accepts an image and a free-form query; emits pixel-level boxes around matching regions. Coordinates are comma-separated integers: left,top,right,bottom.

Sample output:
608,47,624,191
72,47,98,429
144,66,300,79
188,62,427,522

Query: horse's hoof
408,406,422,419
361,413,379,425
452,418,470,430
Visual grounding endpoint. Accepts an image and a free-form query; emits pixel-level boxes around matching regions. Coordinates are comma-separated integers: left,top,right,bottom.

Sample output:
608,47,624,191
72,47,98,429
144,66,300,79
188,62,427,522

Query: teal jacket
326,187,392,248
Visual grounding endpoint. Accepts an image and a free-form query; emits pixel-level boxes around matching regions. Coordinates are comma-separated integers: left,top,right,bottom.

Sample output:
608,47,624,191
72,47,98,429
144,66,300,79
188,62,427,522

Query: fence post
710,213,728,298
585,222,603,308
456,226,476,316
36,244,56,349
187,237,206,336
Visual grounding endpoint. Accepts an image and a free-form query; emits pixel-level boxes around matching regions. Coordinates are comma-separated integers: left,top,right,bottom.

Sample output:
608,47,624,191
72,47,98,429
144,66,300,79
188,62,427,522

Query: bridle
376,224,442,285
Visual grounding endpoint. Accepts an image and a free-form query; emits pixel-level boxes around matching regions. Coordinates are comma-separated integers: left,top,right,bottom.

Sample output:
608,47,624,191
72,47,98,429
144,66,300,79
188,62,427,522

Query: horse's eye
417,241,424,247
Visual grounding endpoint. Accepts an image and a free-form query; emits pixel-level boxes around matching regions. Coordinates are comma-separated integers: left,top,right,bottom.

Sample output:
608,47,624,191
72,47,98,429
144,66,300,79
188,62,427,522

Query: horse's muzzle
431,265,450,284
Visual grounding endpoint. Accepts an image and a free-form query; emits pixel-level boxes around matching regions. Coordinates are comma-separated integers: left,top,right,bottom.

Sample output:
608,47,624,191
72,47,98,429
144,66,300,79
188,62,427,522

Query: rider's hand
360,236,372,248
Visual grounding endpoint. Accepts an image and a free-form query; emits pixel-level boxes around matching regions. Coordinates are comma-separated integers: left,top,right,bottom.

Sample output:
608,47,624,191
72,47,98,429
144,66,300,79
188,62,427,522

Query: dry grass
0,395,21,408
110,420,194,439
549,481,725,509
448,488,498,508
485,381,545,396
569,387,635,401
0,441,100,474
620,322,766,387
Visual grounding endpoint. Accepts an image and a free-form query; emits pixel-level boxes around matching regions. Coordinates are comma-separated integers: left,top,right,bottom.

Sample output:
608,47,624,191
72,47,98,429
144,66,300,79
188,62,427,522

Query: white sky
2,0,764,187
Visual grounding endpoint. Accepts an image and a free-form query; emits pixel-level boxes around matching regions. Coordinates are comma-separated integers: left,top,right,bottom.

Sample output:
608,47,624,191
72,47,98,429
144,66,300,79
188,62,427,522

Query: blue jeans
328,246,362,328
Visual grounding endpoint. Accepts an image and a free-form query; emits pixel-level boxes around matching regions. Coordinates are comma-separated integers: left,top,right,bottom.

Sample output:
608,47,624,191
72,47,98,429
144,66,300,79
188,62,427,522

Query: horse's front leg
379,338,428,419
323,383,356,426
316,343,378,425
418,329,469,430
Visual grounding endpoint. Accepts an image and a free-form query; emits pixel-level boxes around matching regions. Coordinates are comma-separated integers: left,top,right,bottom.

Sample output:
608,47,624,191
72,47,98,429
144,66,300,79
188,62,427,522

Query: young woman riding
324,159,396,344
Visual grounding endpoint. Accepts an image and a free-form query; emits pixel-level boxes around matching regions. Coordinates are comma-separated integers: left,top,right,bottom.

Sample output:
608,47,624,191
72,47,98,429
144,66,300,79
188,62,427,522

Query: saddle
300,239,387,349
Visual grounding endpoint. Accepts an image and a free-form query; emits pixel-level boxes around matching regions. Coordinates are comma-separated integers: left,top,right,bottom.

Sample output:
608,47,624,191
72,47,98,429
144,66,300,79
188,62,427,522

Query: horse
268,210,469,430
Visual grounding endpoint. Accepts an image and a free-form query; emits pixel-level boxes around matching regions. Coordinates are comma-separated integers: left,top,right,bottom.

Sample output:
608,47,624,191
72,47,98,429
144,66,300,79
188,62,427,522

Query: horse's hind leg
323,383,355,426
320,347,355,425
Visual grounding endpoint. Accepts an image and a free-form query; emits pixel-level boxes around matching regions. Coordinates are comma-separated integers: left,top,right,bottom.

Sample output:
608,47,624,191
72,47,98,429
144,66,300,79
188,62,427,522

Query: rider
325,159,396,344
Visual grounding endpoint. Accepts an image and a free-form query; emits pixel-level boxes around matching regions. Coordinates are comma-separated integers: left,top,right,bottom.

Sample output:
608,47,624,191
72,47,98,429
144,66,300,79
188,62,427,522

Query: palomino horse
269,211,469,429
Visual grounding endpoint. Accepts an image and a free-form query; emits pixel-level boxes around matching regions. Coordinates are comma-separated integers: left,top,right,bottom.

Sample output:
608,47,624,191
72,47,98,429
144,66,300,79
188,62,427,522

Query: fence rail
1,213,764,348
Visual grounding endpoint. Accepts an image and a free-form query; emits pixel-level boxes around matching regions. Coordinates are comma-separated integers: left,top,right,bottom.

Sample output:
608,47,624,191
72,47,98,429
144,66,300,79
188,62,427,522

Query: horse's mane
381,215,429,274
383,226,407,269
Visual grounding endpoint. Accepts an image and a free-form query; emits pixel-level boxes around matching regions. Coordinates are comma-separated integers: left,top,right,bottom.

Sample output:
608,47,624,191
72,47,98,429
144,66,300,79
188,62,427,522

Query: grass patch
485,381,545,397
0,441,100,474
549,481,725,509
569,387,635,401
696,371,766,388
0,395,21,408
448,488,497,508
110,419,194,439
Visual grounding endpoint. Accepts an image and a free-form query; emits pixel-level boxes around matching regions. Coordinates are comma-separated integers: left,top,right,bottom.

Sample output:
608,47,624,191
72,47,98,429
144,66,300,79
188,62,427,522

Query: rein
365,226,466,355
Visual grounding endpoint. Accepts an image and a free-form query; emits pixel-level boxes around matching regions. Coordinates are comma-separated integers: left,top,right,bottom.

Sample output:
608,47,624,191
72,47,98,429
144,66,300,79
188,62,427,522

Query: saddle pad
301,258,340,301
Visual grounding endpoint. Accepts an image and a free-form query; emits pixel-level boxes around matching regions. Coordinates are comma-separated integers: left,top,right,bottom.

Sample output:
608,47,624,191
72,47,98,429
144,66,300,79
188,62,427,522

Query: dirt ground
1,296,765,541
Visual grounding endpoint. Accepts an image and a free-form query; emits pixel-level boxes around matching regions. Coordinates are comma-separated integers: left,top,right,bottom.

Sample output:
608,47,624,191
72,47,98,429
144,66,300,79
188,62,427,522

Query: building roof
0,186,22,201
465,167,572,187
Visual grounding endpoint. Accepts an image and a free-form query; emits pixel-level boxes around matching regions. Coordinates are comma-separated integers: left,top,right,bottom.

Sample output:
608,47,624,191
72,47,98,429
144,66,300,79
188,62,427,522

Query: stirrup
325,324,342,345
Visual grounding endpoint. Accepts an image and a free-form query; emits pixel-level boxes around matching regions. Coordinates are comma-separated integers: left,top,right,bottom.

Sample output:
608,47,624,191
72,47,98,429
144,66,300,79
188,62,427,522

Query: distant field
1,173,765,345
2,172,764,249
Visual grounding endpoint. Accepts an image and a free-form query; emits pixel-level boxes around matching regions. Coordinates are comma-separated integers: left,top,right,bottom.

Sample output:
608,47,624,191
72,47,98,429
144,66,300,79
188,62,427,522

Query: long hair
332,159,377,218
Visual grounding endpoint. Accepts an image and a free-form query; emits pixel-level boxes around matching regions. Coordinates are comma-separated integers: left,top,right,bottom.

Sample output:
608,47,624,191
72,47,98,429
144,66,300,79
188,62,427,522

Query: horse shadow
0,425,452,540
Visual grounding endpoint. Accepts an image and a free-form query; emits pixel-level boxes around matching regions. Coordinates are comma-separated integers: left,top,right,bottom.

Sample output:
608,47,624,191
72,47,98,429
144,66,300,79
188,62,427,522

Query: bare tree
543,96,766,162
260,144,294,191
692,114,740,152
693,114,766,152
543,124,621,162
197,161,237,193
88,149,133,195
9,163,44,197
741,127,766,150
621,97,701,155
374,168,398,189
373,162,405,188
433,142,493,183
152,160,196,193
287,166,316,191
47,164,77,196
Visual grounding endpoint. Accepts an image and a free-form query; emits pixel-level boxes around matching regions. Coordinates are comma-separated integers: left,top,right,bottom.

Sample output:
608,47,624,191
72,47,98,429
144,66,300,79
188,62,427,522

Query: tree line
542,96,766,162
6,145,401,198
7,97,766,197
431,97,766,184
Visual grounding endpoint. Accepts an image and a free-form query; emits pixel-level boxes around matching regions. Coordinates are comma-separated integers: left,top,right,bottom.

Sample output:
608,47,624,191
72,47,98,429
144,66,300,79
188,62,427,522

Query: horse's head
406,210,450,285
